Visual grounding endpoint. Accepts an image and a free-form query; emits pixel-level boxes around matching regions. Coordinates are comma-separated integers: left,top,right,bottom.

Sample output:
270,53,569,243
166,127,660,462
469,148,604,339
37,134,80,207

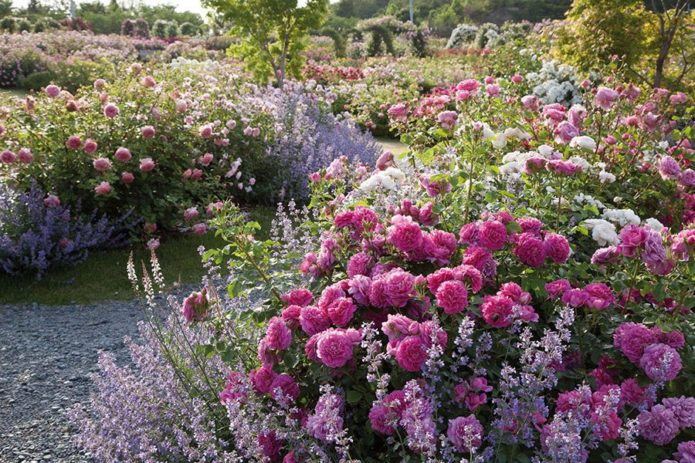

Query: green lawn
0,88,29,100
0,206,276,306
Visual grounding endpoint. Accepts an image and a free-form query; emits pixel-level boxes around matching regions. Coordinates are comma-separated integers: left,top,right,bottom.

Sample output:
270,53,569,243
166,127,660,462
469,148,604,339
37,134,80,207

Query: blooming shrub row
0,62,379,236
71,68,694,462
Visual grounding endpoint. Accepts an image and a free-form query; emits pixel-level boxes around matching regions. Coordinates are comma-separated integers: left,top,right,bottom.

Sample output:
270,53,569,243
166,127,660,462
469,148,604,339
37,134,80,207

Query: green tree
644,0,692,87
203,0,329,86
553,0,649,71
0,0,12,18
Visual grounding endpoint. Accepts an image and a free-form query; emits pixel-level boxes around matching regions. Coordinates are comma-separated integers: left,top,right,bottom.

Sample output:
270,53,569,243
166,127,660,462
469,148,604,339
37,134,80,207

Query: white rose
644,218,664,231
538,144,554,157
570,135,597,151
583,219,619,246
599,171,616,184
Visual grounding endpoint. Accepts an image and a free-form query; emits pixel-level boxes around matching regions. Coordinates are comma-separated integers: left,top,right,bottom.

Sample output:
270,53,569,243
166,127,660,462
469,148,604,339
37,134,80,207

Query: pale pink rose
141,125,156,139
595,87,619,110
65,135,82,149
183,207,199,221
175,99,188,113
0,150,16,163
200,152,214,166
191,223,208,235
199,124,213,138
146,238,160,250
17,148,33,164
114,147,132,162
139,158,155,172
93,157,112,172
45,85,60,98
43,195,60,207
83,138,98,154
190,168,203,180
121,171,135,184
141,75,156,88
93,78,106,90
103,103,119,119
94,181,112,195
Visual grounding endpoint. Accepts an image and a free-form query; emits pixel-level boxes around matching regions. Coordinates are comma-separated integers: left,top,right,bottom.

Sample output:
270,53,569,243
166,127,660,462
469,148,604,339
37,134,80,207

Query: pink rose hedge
70,63,693,461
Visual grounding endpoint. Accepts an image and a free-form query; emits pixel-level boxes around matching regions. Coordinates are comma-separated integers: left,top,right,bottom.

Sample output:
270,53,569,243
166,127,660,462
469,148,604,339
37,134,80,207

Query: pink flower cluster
481,282,537,328
181,288,209,322
545,279,615,310
382,314,447,371
638,396,695,446
613,322,684,381
592,224,688,276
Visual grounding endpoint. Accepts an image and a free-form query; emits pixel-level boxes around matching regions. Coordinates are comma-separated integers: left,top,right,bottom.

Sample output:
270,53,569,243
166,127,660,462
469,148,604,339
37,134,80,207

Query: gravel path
0,293,173,462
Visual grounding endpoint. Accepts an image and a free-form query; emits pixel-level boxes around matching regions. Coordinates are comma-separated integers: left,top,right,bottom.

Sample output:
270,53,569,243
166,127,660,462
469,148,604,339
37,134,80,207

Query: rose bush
70,67,694,462
0,61,379,238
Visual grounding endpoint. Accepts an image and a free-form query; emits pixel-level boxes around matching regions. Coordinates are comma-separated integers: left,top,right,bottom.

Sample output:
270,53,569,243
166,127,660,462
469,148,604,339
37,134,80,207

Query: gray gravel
0,293,167,463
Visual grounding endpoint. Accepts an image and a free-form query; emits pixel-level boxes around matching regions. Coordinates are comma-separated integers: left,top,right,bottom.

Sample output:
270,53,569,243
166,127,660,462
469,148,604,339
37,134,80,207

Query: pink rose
395,335,427,372
200,152,214,167
141,75,156,88
478,220,507,251
92,157,112,172
141,125,156,139
191,223,207,235
640,343,682,382
382,269,415,308
447,415,483,452
327,297,357,327
299,305,330,336
43,195,60,208
282,288,313,307
514,233,547,267
17,148,33,164
139,158,155,172
436,280,468,314
595,87,619,110
0,150,16,163
315,328,361,368
387,216,423,253
83,138,98,154
481,295,513,328
45,84,61,98
65,135,82,150
114,147,132,162
264,316,292,350
250,364,277,394
103,103,119,119
94,181,112,195
544,233,571,263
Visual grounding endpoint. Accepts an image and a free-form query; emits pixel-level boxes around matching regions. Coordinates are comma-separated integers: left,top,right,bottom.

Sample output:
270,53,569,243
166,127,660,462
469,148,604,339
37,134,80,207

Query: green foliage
178,21,197,36
152,19,169,38
32,18,47,32
165,21,179,38
204,0,329,85
0,15,15,32
552,0,649,71
330,0,572,37
17,18,33,32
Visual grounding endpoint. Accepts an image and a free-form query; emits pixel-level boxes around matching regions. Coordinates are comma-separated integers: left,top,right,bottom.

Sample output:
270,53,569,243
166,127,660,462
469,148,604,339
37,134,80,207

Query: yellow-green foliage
552,0,649,71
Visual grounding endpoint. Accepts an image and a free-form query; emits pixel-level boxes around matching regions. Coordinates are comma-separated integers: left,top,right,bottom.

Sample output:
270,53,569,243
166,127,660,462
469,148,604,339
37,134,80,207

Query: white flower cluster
169,57,220,72
583,219,619,246
359,167,405,193
526,60,582,105
573,193,605,210
602,208,641,227
481,124,531,150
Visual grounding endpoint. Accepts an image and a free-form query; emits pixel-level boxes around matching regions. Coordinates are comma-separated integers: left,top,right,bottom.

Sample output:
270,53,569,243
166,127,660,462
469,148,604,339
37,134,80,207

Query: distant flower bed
0,62,379,276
